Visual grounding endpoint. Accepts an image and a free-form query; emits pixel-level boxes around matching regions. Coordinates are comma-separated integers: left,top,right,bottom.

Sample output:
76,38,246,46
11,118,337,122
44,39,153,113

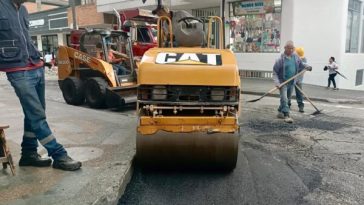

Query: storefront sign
233,1,266,15
29,19,45,27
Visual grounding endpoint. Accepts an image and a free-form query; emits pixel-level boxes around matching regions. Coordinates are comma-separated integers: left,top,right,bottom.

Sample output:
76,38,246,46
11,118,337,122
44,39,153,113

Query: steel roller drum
136,131,239,170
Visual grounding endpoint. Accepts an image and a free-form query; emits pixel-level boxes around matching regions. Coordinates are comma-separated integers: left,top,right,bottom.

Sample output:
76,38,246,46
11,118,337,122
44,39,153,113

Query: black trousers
328,73,337,88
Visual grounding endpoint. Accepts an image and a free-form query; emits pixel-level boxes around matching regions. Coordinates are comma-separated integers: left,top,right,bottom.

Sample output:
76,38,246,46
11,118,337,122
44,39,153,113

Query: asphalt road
119,94,364,205
3,78,362,205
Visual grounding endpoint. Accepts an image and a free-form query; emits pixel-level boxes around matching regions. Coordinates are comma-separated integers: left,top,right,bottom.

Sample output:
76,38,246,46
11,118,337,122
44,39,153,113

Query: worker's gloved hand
305,66,313,71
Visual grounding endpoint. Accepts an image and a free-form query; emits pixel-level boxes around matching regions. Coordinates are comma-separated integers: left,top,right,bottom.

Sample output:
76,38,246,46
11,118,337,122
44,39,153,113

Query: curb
241,91,363,104
45,79,363,105
92,156,135,205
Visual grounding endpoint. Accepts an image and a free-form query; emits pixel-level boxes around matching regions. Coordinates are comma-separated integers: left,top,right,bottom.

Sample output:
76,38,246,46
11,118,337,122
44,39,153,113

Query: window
346,0,362,53
192,7,220,18
356,69,363,86
41,35,58,56
137,27,152,43
81,34,102,58
81,0,96,5
228,0,282,53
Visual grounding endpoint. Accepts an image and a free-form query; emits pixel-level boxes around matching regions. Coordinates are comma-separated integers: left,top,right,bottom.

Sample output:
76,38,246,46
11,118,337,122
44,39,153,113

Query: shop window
41,35,58,57
228,0,282,53
346,0,362,53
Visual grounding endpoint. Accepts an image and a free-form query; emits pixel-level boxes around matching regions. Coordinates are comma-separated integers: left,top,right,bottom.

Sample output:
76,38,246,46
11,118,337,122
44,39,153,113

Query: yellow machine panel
58,46,117,87
138,48,240,86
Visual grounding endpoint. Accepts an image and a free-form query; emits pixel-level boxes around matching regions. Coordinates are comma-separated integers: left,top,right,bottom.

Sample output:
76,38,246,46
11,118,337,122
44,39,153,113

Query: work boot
19,153,52,167
284,115,294,123
53,155,82,171
277,112,285,119
299,107,304,113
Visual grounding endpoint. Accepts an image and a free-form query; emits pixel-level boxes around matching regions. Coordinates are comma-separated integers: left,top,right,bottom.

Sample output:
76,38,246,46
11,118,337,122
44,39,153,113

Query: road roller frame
136,14,241,170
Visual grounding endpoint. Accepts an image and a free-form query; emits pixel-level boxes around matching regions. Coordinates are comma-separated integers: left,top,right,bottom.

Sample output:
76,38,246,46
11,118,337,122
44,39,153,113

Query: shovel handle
294,84,321,112
277,68,308,89
247,67,310,103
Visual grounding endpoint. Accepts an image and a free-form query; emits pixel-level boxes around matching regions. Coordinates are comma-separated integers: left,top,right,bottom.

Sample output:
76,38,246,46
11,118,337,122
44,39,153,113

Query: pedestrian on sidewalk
44,52,53,70
289,47,307,113
273,41,311,123
325,57,339,90
0,0,81,171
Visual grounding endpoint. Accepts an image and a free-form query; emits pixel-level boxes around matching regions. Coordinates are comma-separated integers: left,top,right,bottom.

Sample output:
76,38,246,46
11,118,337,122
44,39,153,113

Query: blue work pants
6,67,67,160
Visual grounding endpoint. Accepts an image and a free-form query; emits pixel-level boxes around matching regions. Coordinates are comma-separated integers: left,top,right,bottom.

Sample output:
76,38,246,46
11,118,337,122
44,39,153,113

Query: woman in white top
326,56,339,90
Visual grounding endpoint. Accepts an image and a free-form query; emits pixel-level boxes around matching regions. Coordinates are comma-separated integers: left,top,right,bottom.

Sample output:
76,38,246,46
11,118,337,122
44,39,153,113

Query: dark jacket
272,53,306,86
0,0,42,71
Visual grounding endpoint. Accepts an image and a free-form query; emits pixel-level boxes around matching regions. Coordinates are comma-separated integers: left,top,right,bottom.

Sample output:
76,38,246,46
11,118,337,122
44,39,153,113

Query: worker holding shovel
273,41,312,123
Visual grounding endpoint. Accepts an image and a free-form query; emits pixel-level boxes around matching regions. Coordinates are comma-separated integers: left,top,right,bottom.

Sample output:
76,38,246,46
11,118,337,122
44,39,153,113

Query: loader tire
61,77,85,105
85,77,108,108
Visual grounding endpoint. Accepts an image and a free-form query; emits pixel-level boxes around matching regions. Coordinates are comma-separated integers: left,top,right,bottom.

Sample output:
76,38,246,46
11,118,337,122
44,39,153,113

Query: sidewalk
241,78,364,104
0,79,135,205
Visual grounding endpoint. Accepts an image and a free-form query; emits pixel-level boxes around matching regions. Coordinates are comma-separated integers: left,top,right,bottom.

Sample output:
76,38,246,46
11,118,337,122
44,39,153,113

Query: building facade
96,0,364,90
29,7,70,56
230,0,364,90
28,0,113,57
97,0,364,90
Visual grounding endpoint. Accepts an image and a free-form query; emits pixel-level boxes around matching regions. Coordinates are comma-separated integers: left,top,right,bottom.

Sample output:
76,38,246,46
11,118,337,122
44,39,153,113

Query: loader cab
80,30,136,78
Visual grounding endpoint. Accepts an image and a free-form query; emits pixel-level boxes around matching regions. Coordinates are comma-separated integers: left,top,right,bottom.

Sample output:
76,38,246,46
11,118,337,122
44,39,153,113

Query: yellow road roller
136,9,241,170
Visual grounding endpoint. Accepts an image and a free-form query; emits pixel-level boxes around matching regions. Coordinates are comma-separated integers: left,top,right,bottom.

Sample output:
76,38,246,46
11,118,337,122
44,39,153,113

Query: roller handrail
157,16,173,48
207,16,223,49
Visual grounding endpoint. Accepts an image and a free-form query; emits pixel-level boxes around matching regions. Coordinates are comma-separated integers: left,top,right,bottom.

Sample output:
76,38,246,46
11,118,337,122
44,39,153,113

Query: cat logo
156,53,222,66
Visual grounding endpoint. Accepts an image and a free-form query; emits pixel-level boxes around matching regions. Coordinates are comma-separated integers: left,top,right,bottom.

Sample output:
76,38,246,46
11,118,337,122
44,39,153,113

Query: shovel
294,84,323,115
247,67,310,103
336,71,348,80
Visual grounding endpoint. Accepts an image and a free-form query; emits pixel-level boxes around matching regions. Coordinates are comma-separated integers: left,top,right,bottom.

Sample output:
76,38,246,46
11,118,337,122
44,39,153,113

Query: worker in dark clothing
0,0,81,171
273,41,312,123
